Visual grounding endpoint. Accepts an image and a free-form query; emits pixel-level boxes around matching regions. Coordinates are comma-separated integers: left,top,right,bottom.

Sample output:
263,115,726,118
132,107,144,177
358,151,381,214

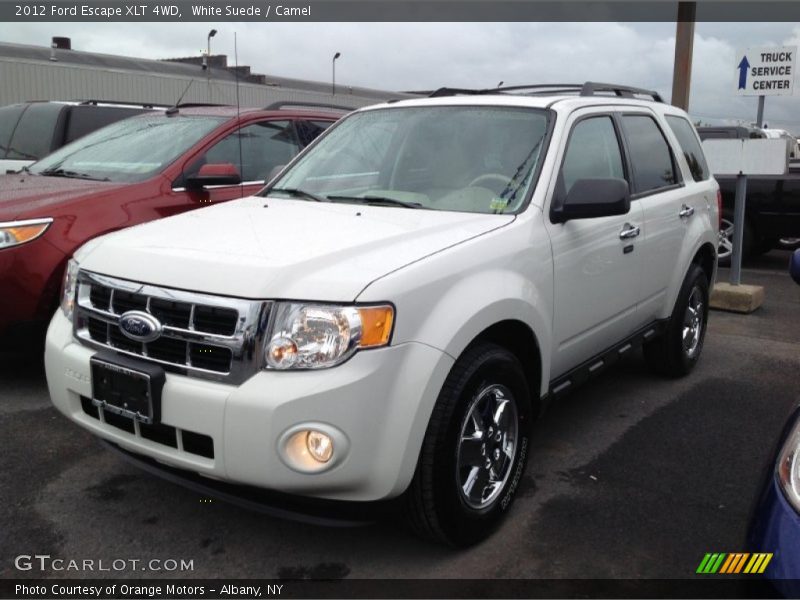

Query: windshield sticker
489,197,509,212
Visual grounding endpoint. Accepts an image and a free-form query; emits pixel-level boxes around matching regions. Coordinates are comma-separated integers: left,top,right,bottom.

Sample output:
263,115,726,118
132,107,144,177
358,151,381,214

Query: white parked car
45,82,719,545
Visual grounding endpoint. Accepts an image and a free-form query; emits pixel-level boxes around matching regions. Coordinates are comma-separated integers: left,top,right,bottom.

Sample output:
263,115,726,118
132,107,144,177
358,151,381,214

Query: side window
665,115,710,182
64,106,146,145
0,104,26,159
560,116,625,196
620,115,678,194
295,119,333,147
6,103,63,161
189,120,300,183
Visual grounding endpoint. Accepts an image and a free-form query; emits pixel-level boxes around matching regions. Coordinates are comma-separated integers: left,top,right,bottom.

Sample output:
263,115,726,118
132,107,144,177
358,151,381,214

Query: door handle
679,204,695,218
619,223,640,240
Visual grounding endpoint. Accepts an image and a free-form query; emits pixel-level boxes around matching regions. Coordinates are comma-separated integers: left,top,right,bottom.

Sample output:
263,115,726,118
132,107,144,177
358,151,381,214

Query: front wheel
644,264,709,377
404,343,532,546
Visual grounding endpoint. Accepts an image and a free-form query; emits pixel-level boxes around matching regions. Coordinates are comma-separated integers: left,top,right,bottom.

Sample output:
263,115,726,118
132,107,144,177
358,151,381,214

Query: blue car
747,249,800,595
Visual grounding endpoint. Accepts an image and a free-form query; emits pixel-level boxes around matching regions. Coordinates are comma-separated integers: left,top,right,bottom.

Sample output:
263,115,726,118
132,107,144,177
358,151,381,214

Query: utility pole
671,1,696,110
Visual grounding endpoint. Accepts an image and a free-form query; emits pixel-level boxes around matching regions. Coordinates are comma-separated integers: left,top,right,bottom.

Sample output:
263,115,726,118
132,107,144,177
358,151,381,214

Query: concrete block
710,282,765,313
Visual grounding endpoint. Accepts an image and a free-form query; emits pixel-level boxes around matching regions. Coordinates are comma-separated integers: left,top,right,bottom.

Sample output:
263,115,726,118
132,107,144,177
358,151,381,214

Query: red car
0,103,344,347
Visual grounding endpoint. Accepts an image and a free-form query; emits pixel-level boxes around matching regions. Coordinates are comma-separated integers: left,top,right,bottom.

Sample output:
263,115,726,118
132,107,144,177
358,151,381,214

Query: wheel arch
662,221,719,318
691,241,717,286
467,320,544,415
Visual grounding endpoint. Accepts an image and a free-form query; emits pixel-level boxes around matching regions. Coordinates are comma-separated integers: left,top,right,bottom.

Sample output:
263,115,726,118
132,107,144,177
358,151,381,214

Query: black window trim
549,110,631,224
616,110,685,201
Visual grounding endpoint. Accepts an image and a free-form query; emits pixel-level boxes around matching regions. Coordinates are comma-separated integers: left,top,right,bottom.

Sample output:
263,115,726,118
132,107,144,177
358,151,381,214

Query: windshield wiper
268,187,329,203
39,168,109,182
327,195,428,209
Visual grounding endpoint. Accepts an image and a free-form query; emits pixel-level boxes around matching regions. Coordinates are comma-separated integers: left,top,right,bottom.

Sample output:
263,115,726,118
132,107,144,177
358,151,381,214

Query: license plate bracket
90,353,165,425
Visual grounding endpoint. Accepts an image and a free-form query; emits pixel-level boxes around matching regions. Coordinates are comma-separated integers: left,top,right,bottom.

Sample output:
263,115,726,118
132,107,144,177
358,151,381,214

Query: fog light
306,430,333,463
279,424,348,473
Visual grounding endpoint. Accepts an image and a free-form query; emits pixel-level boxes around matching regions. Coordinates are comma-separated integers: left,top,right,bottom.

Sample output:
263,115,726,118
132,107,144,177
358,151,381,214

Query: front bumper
0,236,66,338
748,475,800,594
45,310,454,502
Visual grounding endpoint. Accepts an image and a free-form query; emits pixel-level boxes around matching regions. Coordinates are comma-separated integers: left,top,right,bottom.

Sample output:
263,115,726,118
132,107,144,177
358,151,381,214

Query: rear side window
0,104,26,159
666,116,710,182
6,103,63,161
64,106,147,145
561,116,625,195
620,115,678,194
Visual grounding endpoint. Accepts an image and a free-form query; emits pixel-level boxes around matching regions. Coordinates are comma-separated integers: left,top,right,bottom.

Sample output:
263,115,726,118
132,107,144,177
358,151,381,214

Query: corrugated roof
0,41,409,101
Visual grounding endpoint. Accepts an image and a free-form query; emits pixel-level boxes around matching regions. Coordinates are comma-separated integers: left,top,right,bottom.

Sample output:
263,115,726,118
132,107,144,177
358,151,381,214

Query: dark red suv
0,104,344,346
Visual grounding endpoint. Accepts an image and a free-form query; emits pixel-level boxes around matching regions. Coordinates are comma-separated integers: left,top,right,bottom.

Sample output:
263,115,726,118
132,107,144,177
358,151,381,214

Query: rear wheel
717,209,753,267
404,343,532,546
644,264,709,377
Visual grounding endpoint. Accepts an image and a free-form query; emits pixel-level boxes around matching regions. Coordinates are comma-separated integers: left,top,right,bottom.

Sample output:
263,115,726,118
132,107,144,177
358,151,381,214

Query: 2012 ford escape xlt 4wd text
45,83,720,545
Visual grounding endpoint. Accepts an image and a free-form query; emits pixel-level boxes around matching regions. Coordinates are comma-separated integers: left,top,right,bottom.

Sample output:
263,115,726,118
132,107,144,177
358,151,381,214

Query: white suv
45,83,719,545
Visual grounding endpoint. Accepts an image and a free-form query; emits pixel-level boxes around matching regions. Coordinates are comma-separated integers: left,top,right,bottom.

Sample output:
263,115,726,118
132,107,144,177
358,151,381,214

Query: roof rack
264,101,357,112
77,99,169,109
579,82,663,103
427,82,663,103
174,102,232,108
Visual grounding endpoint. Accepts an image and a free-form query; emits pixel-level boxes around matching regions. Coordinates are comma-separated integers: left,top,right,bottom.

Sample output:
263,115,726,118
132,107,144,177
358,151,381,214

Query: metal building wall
0,57,389,108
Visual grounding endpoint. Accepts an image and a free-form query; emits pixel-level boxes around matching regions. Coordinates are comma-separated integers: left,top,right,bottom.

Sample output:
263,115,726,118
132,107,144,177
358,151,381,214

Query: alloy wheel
456,383,518,510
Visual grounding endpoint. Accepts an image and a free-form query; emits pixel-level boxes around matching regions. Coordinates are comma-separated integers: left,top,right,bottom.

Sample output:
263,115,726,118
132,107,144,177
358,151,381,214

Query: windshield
266,106,550,213
30,114,226,183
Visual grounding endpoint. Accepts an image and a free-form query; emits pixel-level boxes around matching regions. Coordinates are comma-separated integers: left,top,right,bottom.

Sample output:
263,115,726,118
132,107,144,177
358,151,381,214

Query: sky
2,21,800,131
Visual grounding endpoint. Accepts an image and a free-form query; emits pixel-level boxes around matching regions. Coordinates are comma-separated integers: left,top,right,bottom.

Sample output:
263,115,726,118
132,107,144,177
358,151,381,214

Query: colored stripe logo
697,553,773,574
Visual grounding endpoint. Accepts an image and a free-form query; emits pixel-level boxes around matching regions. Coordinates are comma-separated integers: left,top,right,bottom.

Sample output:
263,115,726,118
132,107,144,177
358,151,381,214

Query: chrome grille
74,271,271,384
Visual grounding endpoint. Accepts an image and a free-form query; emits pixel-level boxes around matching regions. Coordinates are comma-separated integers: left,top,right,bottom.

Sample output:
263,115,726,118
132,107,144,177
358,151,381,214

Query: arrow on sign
737,55,750,89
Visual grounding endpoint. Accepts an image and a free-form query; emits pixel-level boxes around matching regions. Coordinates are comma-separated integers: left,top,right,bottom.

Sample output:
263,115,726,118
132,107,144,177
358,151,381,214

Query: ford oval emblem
118,311,162,343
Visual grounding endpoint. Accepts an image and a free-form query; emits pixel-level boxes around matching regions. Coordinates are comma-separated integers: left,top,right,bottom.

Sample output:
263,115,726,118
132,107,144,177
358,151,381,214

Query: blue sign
737,55,750,89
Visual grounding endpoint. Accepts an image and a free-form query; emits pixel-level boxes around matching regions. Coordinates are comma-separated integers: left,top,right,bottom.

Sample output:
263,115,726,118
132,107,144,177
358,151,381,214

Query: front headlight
777,412,800,512
60,259,80,321
0,218,53,250
265,303,394,370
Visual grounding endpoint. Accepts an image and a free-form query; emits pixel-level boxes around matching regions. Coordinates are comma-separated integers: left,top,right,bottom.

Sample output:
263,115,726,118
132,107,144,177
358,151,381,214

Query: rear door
545,109,645,377
630,112,712,324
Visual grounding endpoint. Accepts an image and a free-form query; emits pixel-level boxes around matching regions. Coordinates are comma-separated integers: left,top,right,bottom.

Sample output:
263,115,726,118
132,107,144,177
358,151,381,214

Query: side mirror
790,249,800,286
186,163,241,189
552,178,630,223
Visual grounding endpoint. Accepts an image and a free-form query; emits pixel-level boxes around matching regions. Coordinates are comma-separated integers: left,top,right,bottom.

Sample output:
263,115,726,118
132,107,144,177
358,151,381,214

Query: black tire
717,209,753,267
643,264,710,378
404,343,533,546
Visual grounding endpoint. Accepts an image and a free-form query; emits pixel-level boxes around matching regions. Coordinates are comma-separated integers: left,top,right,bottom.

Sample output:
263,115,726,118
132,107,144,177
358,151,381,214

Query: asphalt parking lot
1,250,798,582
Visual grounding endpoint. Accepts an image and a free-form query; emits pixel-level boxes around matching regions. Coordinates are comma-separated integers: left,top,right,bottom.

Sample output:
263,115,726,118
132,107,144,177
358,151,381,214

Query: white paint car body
44,92,719,536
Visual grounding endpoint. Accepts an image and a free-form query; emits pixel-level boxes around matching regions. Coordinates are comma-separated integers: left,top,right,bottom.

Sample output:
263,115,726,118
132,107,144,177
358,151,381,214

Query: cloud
2,21,800,130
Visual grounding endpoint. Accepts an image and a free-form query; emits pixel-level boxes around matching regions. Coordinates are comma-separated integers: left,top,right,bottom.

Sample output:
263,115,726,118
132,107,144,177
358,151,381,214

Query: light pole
204,29,217,103
332,52,341,96
204,29,218,71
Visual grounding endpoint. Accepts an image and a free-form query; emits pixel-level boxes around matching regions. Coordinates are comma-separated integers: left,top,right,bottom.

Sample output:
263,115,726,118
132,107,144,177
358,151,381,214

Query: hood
77,196,515,301
0,174,127,220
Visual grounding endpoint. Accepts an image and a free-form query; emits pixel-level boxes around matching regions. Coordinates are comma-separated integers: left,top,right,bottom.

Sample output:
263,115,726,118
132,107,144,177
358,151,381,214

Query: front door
544,110,644,378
